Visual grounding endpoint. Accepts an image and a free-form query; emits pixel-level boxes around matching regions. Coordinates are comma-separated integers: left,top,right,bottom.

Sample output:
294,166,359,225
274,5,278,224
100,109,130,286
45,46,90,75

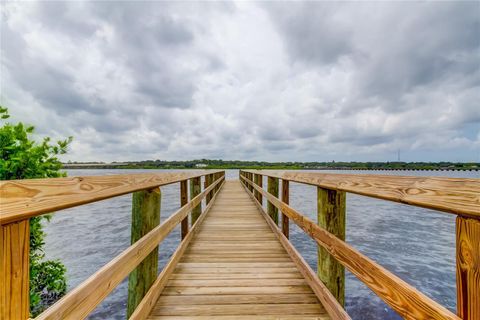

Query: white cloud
1,1,479,162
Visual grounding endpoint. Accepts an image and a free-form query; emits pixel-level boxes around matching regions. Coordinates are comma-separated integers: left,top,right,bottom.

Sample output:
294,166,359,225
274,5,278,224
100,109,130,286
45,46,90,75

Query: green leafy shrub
0,106,72,316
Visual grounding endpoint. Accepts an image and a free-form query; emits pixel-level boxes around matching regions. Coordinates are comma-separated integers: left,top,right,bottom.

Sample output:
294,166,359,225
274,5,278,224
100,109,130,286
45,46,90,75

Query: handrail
35,173,225,319
0,170,223,225
240,171,465,320
242,169,480,218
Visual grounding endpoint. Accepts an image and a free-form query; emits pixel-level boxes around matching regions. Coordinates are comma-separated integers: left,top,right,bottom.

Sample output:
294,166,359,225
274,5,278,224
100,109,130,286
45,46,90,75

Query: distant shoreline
62,164,479,171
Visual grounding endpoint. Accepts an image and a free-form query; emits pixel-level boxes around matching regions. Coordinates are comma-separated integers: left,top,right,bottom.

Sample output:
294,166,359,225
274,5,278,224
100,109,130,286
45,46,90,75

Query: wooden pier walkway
148,181,329,319
1,170,479,320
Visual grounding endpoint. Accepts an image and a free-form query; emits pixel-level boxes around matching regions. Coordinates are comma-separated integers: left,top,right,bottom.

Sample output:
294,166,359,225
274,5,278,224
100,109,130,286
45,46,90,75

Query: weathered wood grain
35,176,223,320
242,170,480,218
241,174,460,320
456,217,480,320
317,187,346,306
0,220,29,320
127,187,161,318
0,171,223,225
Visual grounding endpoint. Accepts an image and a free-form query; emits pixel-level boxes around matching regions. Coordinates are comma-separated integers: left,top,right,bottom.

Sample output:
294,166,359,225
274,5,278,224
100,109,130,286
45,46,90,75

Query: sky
1,1,479,163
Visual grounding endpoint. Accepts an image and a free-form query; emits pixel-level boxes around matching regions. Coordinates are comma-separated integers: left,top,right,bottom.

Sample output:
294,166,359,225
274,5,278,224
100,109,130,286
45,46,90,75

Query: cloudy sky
1,1,479,162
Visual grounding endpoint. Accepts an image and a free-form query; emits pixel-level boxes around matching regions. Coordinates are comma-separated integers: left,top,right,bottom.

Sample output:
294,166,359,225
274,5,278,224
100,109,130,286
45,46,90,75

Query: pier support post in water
127,187,161,318
190,177,201,225
0,220,29,320
456,217,480,320
317,187,346,306
281,180,290,238
180,180,188,239
267,177,279,224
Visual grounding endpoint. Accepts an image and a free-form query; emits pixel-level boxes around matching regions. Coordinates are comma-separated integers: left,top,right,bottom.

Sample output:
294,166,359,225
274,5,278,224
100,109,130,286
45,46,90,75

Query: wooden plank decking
147,180,330,319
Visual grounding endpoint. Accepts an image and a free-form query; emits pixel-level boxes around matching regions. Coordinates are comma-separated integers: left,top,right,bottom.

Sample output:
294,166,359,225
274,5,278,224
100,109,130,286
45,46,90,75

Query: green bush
0,106,72,316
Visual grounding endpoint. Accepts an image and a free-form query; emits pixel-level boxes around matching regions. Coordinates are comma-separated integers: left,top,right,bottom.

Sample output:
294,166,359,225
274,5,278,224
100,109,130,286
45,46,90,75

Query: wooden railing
0,170,225,319
239,170,480,320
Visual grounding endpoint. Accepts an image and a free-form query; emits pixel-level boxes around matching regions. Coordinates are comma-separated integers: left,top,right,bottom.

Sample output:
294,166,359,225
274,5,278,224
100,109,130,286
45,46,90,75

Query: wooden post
317,187,346,306
248,173,253,192
211,174,216,195
205,174,212,204
127,187,161,318
456,216,480,320
213,173,218,194
190,177,201,225
267,177,279,224
253,174,259,200
282,180,290,239
0,220,29,320
215,172,221,193
180,180,188,240
257,174,263,205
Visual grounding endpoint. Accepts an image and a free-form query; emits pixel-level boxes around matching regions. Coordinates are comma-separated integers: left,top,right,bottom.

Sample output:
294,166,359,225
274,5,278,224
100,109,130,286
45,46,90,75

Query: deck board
147,181,330,319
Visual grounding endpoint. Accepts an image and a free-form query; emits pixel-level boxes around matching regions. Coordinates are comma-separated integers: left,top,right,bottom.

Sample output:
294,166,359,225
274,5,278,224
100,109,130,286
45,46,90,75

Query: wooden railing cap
0,170,224,225
241,169,480,218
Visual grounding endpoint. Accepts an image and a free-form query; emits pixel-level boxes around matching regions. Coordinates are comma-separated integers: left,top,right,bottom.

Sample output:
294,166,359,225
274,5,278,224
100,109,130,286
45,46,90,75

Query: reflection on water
43,169,478,319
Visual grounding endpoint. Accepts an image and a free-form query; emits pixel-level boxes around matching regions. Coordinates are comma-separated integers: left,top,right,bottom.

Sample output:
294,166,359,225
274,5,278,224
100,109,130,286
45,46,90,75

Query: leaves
0,106,70,316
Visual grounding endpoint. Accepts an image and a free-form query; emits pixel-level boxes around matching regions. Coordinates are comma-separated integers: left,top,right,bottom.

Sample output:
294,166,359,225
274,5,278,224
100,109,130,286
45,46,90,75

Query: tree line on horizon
63,159,479,170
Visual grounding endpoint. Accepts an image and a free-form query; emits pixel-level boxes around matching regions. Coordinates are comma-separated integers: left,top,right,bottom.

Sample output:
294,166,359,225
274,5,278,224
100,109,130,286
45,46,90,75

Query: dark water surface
43,169,478,319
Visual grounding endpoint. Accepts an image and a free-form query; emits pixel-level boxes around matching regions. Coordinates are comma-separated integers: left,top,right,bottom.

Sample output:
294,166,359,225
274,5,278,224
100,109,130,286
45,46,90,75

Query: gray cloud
1,1,478,162
263,2,354,65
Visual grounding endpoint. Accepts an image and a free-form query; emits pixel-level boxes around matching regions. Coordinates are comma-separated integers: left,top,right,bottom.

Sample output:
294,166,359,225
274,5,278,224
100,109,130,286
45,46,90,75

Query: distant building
196,163,208,168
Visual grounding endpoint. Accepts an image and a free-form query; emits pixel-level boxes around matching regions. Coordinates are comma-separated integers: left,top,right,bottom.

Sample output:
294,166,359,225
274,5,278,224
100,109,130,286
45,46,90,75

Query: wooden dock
148,181,330,319
1,170,479,320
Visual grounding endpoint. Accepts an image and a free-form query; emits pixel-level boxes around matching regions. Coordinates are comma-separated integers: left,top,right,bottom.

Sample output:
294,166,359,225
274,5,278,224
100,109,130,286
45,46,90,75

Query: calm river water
43,169,478,319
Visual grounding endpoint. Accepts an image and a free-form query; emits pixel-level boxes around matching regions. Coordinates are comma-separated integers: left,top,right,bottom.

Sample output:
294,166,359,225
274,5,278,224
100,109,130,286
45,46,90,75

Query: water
43,169,479,319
